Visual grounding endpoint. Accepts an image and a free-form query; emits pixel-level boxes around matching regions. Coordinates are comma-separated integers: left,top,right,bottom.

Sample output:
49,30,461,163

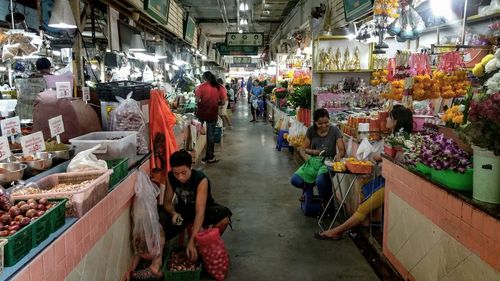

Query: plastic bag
280,116,290,131
356,138,374,161
132,171,162,257
196,228,229,281
67,145,108,172
109,93,148,154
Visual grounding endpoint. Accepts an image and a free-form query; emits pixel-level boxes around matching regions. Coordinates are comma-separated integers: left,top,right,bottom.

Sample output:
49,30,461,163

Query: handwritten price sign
49,115,65,138
56,81,72,99
0,136,12,161
21,131,45,156
82,87,90,102
0,116,21,137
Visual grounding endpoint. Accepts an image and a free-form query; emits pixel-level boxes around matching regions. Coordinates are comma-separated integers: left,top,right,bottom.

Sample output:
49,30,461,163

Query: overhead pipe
236,0,240,31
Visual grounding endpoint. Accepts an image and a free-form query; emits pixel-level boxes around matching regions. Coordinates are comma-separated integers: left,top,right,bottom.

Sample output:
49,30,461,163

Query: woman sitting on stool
290,108,345,209
315,105,413,240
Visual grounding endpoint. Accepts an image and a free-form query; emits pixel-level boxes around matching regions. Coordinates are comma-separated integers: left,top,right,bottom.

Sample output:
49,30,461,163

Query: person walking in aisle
246,76,253,103
195,72,227,163
249,79,263,122
217,78,232,129
231,79,239,102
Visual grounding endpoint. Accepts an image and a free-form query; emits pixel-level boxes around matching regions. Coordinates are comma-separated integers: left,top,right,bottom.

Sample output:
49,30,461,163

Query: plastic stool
276,129,289,151
301,186,322,216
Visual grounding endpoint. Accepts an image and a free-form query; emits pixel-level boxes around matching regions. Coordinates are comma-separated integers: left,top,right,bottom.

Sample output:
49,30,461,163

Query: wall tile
54,237,66,264
42,246,55,279
13,268,30,281
30,256,44,281
471,209,485,231
55,259,67,281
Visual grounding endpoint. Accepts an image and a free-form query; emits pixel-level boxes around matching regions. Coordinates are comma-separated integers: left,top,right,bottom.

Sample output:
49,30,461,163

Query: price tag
21,131,45,156
48,115,65,143
56,81,72,99
0,136,12,161
82,86,90,102
0,116,21,137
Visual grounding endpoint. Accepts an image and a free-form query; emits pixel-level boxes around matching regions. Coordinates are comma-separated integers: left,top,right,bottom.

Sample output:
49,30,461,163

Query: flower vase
472,146,500,204
383,144,402,158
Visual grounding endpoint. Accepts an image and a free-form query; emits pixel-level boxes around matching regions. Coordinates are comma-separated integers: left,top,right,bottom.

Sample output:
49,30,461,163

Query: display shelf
314,69,373,74
316,35,355,41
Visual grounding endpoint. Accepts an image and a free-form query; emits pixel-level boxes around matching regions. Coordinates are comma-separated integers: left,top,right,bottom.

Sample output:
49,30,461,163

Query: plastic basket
431,168,473,191
69,131,137,167
12,170,112,217
106,158,128,189
162,247,202,281
346,162,373,175
4,199,67,267
96,81,152,102
415,162,432,175
0,239,7,276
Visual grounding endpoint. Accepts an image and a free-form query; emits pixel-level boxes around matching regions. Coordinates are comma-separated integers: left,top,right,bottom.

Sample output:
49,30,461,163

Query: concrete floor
198,101,379,281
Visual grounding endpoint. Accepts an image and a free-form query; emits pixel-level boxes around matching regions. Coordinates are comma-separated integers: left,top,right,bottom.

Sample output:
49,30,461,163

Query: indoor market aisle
197,101,379,281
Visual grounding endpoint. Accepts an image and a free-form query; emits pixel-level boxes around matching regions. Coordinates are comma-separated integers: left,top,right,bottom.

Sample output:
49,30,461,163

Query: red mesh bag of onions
195,228,229,280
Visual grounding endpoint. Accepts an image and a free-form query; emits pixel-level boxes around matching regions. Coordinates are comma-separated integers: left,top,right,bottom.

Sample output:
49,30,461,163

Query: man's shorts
158,203,232,240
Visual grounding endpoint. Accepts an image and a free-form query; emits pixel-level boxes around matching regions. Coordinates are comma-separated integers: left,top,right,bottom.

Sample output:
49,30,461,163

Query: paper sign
142,104,149,123
0,116,21,137
0,136,12,161
49,115,65,138
82,87,90,102
56,81,72,99
21,131,45,155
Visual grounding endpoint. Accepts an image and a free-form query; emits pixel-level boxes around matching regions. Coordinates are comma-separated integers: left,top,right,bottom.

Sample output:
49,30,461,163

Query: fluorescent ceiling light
202,55,208,60
239,2,249,11
48,0,77,29
431,0,454,19
129,34,145,52
52,50,61,56
238,28,243,33
173,59,187,66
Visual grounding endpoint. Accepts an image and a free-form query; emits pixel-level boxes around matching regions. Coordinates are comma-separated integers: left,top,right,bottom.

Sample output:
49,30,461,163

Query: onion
38,198,48,205
20,204,30,214
19,217,30,227
37,204,47,211
8,225,19,231
16,201,27,207
28,202,37,210
27,199,37,205
0,230,8,236
0,214,11,224
25,209,37,218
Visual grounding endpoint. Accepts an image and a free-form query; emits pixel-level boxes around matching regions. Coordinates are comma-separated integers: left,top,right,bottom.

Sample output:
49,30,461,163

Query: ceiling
177,0,299,44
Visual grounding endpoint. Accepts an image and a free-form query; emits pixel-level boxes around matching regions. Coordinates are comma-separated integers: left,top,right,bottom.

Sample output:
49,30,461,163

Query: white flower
458,104,465,112
485,58,499,73
495,48,500,61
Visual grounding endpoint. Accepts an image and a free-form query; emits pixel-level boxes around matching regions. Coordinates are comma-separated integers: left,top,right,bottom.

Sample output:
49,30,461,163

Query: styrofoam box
69,131,137,167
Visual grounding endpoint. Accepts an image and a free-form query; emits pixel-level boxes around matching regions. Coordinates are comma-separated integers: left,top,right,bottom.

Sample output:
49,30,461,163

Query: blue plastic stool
301,186,322,216
276,129,289,151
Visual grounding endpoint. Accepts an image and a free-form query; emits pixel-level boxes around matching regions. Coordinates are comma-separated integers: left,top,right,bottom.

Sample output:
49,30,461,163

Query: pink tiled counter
12,160,151,281
382,159,500,281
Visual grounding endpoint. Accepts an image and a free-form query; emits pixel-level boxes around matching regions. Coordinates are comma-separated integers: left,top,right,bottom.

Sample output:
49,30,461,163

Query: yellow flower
452,115,463,124
480,54,495,65
472,64,485,77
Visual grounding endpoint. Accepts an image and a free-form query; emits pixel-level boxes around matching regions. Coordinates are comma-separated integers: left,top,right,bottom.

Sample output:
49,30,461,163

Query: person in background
249,79,263,122
216,78,232,129
290,108,345,207
315,105,413,240
195,72,227,163
158,150,232,262
226,83,236,113
246,77,253,103
231,79,239,102
31,58,52,77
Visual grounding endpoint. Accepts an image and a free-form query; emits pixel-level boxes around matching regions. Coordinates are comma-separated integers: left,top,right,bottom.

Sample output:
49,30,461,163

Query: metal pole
10,0,14,29
461,0,469,45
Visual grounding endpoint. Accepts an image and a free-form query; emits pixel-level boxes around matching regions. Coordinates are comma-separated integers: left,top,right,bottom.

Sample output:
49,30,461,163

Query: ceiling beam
197,18,283,23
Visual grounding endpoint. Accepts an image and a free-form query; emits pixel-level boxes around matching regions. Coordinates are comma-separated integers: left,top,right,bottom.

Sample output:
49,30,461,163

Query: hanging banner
184,16,196,43
144,0,170,25
226,32,264,47
233,57,252,64
343,0,373,22
216,43,258,56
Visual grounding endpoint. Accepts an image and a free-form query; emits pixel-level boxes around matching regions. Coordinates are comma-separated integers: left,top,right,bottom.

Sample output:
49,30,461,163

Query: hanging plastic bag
132,171,162,257
280,116,290,131
109,93,148,154
356,138,374,161
196,228,229,281
288,119,299,139
67,145,108,172
252,98,259,109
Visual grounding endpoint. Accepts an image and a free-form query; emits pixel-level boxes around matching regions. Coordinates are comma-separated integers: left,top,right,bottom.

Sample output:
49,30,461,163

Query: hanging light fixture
48,0,77,29
129,34,145,52
239,2,249,11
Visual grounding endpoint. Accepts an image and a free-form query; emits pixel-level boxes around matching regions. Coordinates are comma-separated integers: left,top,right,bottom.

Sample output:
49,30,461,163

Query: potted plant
461,92,500,203
289,85,311,126
383,131,408,158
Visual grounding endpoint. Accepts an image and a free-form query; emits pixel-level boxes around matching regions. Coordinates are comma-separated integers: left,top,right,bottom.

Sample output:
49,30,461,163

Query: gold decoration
353,47,361,70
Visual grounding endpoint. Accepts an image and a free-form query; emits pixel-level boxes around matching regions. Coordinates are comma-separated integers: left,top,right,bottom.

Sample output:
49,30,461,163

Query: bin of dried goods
69,131,137,167
44,140,75,160
2,152,55,176
11,170,112,217
162,247,202,281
